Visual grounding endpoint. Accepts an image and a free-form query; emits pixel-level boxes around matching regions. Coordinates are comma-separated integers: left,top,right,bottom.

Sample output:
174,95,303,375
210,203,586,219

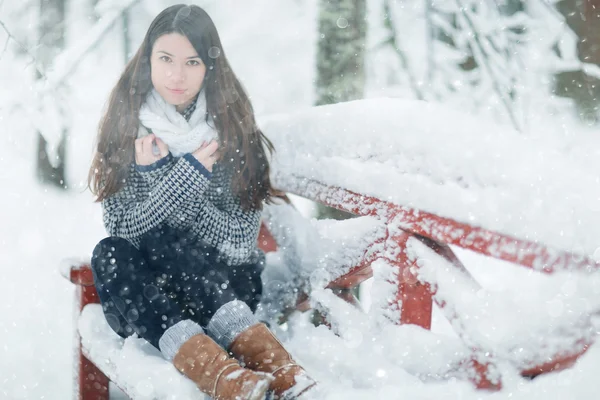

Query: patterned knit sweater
101,153,264,266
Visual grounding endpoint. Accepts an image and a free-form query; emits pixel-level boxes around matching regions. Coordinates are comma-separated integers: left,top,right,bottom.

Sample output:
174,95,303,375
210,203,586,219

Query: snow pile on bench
78,304,208,400
259,202,386,319
407,237,600,369
259,98,600,259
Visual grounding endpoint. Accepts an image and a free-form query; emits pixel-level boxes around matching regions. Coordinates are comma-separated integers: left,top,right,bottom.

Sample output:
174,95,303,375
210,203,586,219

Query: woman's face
150,33,206,111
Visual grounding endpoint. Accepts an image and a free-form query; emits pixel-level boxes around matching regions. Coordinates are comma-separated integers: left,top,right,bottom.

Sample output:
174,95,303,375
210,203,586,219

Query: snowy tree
375,0,600,131
424,0,527,130
0,0,145,190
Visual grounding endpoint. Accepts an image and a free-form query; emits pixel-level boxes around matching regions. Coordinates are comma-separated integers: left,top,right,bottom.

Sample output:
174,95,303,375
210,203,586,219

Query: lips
167,88,186,94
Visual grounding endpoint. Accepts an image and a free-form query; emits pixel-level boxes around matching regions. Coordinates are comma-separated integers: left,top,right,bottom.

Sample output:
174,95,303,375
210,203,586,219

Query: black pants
90,225,263,349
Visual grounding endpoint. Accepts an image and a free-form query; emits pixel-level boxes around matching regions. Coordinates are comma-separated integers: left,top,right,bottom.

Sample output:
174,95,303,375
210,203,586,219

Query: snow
224,369,244,381
0,137,109,399
407,237,599,370
259,201,386,321
79,304,207,400
3,0,600,399
260,98,600,264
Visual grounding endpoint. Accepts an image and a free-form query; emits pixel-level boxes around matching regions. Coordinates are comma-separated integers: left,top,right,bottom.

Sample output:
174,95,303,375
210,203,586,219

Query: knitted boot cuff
207,300,259,349
158,319,205,361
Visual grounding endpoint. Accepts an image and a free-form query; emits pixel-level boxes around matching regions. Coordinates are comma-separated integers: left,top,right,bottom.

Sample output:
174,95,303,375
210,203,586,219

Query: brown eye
187,59,201,66
159,55,171,63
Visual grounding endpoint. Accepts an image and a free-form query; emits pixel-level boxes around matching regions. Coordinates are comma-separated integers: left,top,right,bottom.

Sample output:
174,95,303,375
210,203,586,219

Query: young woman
87,5,316,400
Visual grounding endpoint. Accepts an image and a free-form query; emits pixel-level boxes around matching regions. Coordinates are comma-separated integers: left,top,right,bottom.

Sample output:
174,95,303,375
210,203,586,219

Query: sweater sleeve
136,154,212,230
102,154,211,240
135,153,176,187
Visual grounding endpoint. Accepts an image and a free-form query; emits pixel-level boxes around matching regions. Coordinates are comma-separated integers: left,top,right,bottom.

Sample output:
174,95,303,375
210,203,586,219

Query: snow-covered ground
0,136,105,399
3,0,600,399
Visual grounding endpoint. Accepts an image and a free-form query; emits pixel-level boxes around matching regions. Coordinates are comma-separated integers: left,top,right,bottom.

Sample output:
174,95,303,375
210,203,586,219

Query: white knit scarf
138,89,218,157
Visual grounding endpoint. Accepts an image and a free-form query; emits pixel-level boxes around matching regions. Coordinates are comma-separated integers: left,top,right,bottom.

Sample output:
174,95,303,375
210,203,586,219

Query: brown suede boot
229,324,317,399
173,333,273,400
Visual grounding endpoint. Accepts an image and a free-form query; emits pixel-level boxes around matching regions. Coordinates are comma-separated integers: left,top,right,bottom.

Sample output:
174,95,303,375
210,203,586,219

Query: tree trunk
315,0,367,220
553,0,600,123
316,0,367,106
36,0,68,188
122,9,131,64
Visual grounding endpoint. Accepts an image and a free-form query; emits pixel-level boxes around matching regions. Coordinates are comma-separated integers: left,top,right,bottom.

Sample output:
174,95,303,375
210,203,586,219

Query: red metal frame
271,175,599,387
276,176,599,273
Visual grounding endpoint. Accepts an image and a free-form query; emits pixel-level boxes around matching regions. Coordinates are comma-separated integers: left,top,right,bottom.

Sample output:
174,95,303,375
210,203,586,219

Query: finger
200,141,208,149
142,134,155,155
155,137,169,157
205,140,219,155
195,140,219,158
209,150,220,162
134,139,143,156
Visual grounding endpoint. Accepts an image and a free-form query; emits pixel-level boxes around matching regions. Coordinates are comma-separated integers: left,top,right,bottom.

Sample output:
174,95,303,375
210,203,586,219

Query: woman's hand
134,134,169,166
192,140,220,172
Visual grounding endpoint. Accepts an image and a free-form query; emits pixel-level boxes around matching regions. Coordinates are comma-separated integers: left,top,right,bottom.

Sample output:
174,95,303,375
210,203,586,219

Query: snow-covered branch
0,19,46,78
379,0,424,100
42,0,141,93
454,0,522,130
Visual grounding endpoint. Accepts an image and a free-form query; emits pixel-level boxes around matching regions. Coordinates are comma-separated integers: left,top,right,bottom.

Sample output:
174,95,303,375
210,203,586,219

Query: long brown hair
88,4,285,210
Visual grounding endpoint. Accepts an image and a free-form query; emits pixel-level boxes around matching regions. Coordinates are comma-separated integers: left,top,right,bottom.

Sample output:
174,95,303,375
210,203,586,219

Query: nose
166,64,185,83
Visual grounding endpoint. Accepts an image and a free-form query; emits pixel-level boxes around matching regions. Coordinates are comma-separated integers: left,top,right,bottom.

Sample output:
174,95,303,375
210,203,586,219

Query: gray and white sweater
101,152,263,266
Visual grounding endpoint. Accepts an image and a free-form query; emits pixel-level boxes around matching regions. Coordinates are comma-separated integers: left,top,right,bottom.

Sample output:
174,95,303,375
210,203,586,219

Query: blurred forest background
1,0,599,193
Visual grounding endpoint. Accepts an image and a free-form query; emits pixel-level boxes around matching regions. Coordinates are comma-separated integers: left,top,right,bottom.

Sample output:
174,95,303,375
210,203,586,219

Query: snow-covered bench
63,206,387,399
63,98,600,399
